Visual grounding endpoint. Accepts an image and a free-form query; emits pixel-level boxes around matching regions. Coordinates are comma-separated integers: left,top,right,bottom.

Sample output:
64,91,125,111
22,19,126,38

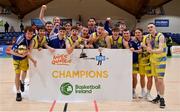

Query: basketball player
108,27,123,49
30,26,55,52
89,23,111,48
48,27,66,49
66,26,83,54
10,26,36,101
147,23,167,108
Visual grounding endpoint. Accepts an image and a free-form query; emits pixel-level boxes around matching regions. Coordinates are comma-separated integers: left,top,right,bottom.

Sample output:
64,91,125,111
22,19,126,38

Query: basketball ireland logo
60,82,73,95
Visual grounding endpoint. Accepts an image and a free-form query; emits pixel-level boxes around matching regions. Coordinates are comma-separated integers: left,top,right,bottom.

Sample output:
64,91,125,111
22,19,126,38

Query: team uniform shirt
32,35,47,49
48,35,66,49
129,39,141,64
45,32,51,43
12,34,31,60
148,32,167,78
91,32,107,48
109,36,123,49
66,36,82,48
88,26,97,35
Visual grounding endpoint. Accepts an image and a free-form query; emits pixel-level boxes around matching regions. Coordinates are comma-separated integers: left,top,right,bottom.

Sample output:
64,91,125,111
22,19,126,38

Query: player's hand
130,48,135,52
66,47,73,54
106,17,111,21
74,40,79,47
141,43,146,48
147,47,152,53
49,48,55,53
42,5,47,10
38,47,42,51
55,22,59,27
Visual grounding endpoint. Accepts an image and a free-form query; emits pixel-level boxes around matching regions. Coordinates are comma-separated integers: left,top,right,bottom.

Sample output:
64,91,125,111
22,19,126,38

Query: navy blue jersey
45,32,50,43
54,25,62,34
48,35,65,49
12,34,31,60
88,26,97,35
104,21,112,35
129,40,141,64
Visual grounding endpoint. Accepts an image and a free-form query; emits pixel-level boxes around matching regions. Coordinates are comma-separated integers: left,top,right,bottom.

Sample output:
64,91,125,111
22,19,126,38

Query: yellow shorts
151,62,166,78
139,55,152,77
139,64,152,77
133,63,139,74
150,54,166,78
13,58,29,74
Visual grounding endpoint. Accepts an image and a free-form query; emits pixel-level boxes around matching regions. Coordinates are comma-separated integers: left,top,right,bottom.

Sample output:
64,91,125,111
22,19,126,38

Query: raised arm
39,5,47,25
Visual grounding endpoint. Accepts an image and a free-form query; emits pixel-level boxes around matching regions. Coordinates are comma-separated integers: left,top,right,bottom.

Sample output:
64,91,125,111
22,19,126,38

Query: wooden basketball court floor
0,57,180,112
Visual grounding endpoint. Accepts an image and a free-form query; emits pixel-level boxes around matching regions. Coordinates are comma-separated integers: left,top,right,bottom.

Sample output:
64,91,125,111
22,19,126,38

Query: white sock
159,94,164,98
157,91,160,95
147,90,150,94
141,88,145,92
17,90,20,93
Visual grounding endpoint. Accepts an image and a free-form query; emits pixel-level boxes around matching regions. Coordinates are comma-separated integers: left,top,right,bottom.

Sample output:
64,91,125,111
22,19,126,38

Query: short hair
59,26,66,31
71,26,78,30
24,26,34,33
45,21,53,25
88,17,96,22
123,29,130,32
148,22,155,26
112,27,120,32
53,16,60,21
134,28,143,33
97,22,104,27
37,26,46,31
64,22,72,26
76,21,82,26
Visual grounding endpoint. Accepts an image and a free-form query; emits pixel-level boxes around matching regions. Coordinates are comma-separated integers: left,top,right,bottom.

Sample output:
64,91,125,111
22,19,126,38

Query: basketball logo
17,45,27,55
60,82,73,95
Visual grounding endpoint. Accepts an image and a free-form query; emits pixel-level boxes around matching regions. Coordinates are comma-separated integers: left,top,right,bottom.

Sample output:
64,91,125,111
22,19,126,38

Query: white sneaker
133,91,137,99
146,93,153,101
139,90,146,98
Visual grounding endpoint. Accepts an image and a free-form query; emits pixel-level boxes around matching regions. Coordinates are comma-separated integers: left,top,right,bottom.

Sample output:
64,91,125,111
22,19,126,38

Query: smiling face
38,29,46,37
25,31,34,40
65,23,72,31
135,29,143,41
45,23,53,33
53,17,61,25
123,30,131,41
147,23,156,34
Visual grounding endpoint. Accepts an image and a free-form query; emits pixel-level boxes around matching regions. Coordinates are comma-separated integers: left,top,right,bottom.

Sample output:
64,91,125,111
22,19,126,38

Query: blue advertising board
0,45,11,58
155,19,169,27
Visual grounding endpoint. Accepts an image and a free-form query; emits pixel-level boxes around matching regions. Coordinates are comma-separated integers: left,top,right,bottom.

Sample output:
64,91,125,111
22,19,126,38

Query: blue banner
155,19,169,27
31,19,44,27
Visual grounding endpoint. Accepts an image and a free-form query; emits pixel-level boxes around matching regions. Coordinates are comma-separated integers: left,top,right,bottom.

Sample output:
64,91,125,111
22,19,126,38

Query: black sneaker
16,93,22,102
20,81,25,92
151,95,160,104
160,98,166,108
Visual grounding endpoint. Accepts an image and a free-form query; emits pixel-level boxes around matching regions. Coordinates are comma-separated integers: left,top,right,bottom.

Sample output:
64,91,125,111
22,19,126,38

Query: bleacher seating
0,32,23,45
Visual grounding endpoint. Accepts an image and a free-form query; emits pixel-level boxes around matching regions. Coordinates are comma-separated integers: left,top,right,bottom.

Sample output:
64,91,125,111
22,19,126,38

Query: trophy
79,41,87,58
